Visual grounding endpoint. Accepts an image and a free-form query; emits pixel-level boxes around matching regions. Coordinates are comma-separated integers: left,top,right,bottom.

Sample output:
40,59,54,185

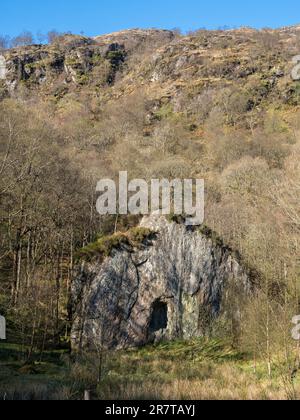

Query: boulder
71,215,253,351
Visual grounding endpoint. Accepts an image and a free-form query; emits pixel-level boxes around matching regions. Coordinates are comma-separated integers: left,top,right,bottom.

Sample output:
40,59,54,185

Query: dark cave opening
149,301,168,333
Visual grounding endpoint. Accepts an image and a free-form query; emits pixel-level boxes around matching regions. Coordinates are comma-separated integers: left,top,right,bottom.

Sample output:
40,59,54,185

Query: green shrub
154,103,174,120
106,50,125,67
77,74,89,85
91,54,103,65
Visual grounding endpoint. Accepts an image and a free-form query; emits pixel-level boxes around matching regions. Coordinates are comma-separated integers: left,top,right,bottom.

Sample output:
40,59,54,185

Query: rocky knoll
71,215,253,351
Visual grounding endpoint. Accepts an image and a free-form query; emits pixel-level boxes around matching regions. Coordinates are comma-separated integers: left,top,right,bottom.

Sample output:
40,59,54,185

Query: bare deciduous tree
11,31,34,47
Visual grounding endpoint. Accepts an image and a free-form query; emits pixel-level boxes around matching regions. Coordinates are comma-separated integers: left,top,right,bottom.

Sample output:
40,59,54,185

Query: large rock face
1,39,127,91
0,30,174,94
71,216,253,351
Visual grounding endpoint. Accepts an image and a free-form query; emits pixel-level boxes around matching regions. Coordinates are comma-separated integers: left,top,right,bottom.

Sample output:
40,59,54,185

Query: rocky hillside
1,27,300,108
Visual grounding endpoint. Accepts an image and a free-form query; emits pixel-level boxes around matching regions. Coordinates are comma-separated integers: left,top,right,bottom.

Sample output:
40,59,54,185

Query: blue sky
2,0,300,38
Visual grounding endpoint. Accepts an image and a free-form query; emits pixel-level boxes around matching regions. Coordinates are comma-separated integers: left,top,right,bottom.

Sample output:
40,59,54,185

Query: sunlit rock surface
71,215,253,351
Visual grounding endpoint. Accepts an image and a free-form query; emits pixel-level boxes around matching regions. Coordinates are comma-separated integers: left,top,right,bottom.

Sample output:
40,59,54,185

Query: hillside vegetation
0,26,300,399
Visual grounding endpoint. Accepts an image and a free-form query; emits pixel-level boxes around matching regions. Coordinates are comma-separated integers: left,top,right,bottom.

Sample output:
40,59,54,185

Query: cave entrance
149,301,168,333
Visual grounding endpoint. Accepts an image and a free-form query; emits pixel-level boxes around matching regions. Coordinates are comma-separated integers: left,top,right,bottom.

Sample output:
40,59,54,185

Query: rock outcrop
71,215,253,351
94,29,175,52
1,38,127,91
0,30,175,94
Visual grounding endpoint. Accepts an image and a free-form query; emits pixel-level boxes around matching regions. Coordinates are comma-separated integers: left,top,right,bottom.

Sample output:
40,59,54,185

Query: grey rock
0,55,7,79
71,215,253,351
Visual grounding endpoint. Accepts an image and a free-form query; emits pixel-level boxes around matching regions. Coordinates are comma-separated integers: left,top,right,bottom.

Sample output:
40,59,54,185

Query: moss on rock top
76,227,155,262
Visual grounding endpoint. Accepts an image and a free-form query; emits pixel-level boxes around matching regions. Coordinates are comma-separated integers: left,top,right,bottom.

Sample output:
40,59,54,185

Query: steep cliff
71,215,253,351
0,30,175,95
0,36,127,92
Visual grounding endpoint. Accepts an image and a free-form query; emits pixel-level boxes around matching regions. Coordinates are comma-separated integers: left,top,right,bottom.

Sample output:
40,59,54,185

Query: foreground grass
0,342,70,400
0,339,299,400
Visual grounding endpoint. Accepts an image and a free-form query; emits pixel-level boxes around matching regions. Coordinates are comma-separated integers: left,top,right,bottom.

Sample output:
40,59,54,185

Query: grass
76,227,155,262
0,342,69,400
96,339,289,400
0,338,299,400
